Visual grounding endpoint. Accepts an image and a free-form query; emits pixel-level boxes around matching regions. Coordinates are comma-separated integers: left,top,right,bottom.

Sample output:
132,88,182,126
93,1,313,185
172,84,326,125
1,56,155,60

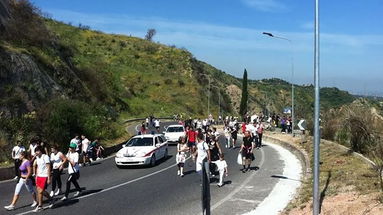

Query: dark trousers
52,169,62,191
14,159,21,177
257,133,263,147
64,173,81,197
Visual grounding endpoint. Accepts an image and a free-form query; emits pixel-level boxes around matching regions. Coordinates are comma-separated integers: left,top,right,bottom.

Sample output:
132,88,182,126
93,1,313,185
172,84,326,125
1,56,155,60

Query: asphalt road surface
0,121,285,215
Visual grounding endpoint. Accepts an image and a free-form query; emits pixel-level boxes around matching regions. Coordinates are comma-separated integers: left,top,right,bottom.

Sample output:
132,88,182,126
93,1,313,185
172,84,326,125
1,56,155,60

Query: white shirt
213,160,228,171
196,141,209,161
66,151,80,174
70,138,80,151
36,154,50,177
50,152,64,169
29,144,37,156
154,120,160,127
202,119,207,126
82,138,91,152
12,145,25,159
246,124,256,135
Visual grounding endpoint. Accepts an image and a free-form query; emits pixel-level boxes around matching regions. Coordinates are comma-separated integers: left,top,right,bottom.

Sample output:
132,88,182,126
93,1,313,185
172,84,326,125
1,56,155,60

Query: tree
239,68,248,117
145,28,156,41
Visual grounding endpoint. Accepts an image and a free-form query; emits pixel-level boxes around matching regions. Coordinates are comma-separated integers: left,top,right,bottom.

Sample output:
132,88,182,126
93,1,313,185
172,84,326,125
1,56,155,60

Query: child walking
176,136,188,177
213,154,228,187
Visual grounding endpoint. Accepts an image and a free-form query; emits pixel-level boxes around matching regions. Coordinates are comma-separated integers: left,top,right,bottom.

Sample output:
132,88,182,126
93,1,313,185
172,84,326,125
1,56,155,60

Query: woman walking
61,143,82,201
240,131,254,173
50,144,66,197
208,135,223,176
4,152,37,211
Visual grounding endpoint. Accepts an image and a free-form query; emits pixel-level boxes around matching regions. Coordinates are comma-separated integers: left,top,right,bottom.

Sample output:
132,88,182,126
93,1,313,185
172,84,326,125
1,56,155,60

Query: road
0,121,286,215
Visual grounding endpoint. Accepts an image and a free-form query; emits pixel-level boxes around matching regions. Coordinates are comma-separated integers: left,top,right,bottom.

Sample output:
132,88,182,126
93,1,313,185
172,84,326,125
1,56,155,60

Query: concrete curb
263,134,311,178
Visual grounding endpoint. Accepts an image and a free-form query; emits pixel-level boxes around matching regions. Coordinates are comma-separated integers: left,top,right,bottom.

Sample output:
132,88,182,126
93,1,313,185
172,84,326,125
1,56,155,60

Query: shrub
164,79,172,85
2,0,53,47
36,99,119,150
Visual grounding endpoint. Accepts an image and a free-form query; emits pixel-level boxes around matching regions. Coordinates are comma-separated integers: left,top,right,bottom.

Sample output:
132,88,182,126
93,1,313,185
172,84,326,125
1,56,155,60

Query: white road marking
16,157,190,215
211,147,265,211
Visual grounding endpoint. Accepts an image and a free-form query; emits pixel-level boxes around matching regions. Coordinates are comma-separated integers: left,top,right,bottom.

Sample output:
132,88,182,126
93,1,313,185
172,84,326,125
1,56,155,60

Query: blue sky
32,0,383,96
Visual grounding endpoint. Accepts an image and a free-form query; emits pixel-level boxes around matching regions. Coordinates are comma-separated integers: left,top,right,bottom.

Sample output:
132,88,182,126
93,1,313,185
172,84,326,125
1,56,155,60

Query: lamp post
211,85,221,119
313,0,321,214
263,32,295,135
201,74,211,116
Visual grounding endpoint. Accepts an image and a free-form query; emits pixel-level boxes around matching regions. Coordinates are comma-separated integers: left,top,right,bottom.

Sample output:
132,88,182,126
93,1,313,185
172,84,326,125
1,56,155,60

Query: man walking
12,141,25,180
61,143,82,201
33,146,54,212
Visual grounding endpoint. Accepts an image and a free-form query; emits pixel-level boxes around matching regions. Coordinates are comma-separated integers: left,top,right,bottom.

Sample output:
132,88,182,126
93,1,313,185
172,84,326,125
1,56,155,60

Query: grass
271,134,381,212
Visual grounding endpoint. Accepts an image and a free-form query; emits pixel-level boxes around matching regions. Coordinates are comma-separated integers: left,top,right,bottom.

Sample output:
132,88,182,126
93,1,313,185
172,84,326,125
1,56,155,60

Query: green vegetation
0,0,365,165
276,135,381,213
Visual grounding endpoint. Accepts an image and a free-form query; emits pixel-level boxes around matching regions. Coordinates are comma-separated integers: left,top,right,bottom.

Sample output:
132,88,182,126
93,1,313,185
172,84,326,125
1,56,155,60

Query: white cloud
241,0,288,12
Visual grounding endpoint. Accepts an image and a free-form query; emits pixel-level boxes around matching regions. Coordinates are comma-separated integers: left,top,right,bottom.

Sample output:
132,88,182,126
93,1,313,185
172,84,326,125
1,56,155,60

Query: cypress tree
239,68,248,117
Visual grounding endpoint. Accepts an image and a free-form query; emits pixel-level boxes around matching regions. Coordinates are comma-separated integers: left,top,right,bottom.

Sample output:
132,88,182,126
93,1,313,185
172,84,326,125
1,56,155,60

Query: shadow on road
52,189,103,209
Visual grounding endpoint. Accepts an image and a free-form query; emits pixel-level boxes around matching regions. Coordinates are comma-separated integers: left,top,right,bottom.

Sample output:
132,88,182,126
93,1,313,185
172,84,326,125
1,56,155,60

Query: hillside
0,0,358,162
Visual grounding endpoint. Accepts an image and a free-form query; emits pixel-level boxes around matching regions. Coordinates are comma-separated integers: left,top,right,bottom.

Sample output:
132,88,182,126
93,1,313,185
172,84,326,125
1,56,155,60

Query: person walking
61,143,82,201
195,133,211,175
239,131,254,173
230,127,238,149
50,145,66,197
186,126,197,158
4,151,37,211
224,126,231,148
212,154,228,187
256,122,264,148
81,135,91,166
154,119,161,132
28,139,38,162
176,136,188,177
33,146,54,212
208,135,223,177
12,141,25,180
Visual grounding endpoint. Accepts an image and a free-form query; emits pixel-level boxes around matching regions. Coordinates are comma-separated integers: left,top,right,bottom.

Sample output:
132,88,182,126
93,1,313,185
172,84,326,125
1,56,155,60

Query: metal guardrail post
202,159,211,215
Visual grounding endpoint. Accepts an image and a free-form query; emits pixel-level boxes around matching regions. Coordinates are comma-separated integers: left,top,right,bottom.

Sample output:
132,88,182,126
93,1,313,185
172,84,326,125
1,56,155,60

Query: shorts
187,141,195,147
36,176,48,190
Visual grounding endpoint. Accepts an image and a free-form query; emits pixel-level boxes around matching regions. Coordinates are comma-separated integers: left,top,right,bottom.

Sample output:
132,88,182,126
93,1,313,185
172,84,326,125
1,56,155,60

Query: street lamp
263,32,295,135
211,85,221,120
200,74,211,116
313,0,321,214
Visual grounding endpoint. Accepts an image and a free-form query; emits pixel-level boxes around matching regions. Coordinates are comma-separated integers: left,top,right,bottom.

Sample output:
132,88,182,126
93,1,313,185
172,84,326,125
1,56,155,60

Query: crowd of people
5,135,105,212
4,112,290,212
173,115,266,187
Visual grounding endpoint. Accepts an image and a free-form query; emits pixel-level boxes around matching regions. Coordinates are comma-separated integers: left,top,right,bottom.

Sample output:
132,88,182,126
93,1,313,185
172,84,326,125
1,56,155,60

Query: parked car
163,125,185,143
115,134,168,167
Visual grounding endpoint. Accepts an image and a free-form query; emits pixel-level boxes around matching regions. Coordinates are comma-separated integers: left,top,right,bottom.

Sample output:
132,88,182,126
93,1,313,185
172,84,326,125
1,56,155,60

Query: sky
31,0,383,96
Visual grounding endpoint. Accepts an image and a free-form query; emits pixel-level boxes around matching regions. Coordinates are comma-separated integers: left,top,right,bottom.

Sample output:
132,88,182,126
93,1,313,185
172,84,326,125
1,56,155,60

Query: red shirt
242,123,246,133
187,130,196,142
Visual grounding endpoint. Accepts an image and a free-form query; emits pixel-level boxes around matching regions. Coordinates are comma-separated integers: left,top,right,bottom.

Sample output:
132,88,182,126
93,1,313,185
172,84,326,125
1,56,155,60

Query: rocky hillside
0,0,359,161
